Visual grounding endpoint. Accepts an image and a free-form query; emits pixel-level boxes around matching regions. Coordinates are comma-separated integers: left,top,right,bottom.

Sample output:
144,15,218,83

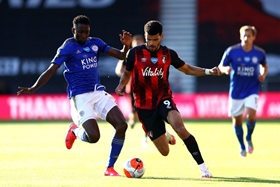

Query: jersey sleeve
95,38,111,54
170,49,185,68
260,52,267,66
51,41,71,66
220,47,232,66
125,49,135,71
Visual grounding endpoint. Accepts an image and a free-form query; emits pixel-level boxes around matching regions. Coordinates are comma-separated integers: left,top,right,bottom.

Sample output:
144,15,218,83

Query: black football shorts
136,97,178,141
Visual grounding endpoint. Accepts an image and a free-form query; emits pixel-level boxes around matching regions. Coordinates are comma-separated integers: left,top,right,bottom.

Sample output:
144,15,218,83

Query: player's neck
241,43,253,52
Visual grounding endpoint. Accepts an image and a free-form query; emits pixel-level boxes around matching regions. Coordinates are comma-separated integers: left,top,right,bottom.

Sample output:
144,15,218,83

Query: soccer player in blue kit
218,25,268,157
17,15,132,176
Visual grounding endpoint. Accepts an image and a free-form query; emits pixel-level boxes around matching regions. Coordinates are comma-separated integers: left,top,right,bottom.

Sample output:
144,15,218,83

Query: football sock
198,163,208,171
107,137,125,168
246,120,256,141
233,125,245,150
183,135,204,165
72,127,89,142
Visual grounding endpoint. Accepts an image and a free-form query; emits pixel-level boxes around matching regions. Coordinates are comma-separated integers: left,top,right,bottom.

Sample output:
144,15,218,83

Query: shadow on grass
143,176,280,184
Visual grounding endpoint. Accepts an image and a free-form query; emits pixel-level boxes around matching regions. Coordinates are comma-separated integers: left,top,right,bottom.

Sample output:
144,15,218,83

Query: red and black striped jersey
125,44,185,109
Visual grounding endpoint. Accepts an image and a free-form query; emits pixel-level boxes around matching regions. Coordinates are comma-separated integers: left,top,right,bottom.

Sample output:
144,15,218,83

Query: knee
115,121,128,134
174,125,187,136
87,133,100,143
247,116,255,123
159,149,169,156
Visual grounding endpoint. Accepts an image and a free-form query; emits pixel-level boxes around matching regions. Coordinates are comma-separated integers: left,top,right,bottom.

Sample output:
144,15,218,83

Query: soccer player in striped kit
115,20,221,178
218,25,268,157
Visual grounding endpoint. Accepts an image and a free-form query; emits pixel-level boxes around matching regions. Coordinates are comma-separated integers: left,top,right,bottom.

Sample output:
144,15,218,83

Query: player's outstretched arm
218,62,232,75
106,30,132,60
177,63,221,76
115,70,132,96
17,63,60,96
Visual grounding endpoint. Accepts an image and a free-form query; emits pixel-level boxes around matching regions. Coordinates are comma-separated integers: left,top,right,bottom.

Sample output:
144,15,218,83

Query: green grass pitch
0,120,279,187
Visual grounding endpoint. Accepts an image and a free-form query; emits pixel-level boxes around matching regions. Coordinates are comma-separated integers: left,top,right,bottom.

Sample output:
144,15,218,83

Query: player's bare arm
115,60,125,77
106,30,132,60
258,64,268,82
17,63,60,96
115,70,132,96
218,62,232,75
178,63,221,76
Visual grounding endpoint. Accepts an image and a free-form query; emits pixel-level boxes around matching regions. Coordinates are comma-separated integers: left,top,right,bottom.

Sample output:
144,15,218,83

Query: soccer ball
123,157,145,178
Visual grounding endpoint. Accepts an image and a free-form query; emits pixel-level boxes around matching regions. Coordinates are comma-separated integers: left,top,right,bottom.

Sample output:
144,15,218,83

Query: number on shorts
163,100,171,108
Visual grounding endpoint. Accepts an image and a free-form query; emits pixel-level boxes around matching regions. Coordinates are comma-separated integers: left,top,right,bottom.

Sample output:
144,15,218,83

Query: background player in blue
218,25,268,157
17,15,132,176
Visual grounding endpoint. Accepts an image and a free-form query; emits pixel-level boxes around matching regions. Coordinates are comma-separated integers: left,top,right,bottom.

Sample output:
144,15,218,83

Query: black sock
183,135,204,165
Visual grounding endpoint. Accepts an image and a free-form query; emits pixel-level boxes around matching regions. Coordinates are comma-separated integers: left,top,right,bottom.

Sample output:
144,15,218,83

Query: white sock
198,163,208,171
73,127,89,142
165,131,171,141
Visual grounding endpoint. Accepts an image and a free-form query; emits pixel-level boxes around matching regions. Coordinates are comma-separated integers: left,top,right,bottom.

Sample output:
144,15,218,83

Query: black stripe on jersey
150,51,158,107
101,45,108,53
152,88,158,107
136,48,146,107
162,48,170,95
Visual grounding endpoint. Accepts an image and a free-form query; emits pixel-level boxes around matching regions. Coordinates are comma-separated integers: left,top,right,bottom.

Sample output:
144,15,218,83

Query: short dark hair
73,15,90,27
144,20,162,35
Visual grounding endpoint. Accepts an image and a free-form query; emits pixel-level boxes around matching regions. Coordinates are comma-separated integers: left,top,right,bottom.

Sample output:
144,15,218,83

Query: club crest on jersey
83,47,90,52
80,111,85,117
161,55,167,63
244,57,250,62
252,57,258,64
91,45,98,52
151,57,158,64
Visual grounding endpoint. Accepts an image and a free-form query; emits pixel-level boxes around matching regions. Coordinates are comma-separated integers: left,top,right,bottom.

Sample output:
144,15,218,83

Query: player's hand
223,67,232,75
258,74,266,82
115,85,125,96
17,87,35,96
210,67,222,76
119,30,132,46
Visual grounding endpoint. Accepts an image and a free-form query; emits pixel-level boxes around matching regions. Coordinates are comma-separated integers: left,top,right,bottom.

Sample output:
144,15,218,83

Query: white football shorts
228,94,259,117
70,90,117,126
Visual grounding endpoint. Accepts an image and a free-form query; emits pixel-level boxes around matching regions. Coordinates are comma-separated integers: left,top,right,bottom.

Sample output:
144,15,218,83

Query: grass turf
0,120,279,187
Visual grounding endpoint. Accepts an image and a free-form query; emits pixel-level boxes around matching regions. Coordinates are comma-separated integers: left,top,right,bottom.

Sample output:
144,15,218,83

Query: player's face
145,33,164,51
73,23,90,45
240,30,255,47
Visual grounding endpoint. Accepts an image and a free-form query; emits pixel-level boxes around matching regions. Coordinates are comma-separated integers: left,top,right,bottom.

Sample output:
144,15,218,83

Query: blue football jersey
52,37,111,98
221,43,266,99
